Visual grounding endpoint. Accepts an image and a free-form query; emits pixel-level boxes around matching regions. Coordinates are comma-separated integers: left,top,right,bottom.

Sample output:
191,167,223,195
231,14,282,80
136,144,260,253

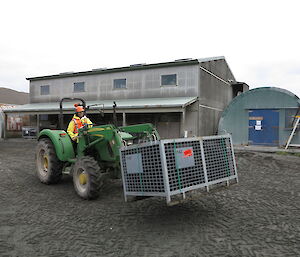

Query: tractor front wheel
36,138,63,184
73,156,103,200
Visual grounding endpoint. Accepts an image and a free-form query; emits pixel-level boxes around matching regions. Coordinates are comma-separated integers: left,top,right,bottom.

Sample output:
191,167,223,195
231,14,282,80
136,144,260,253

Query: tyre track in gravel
0,140,300,257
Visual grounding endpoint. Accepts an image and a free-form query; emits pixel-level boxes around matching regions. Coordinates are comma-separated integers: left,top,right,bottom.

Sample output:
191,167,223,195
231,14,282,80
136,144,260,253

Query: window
161,74,177,86
74,82,85,92
113,78,126,89
40,85,50,95
285,108,300,128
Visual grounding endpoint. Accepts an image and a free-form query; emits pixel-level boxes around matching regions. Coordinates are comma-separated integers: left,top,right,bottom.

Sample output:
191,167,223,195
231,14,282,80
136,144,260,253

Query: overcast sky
1,0,300,97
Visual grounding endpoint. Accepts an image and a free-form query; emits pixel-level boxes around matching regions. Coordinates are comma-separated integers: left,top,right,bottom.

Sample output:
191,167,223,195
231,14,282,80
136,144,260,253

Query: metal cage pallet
120,134,238,204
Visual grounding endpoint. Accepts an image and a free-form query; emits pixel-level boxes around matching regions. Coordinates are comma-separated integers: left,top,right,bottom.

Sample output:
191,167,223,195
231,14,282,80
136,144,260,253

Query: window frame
161,74,178,87
73,82,85,93
113,78,127,90
40,85,50,95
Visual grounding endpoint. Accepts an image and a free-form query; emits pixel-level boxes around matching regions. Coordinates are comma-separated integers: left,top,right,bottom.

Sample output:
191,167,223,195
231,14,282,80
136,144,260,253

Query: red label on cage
183,149,193,157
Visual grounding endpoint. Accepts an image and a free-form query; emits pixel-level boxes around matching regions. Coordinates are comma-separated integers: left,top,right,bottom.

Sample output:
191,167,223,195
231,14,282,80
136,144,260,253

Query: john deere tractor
36,98,160,199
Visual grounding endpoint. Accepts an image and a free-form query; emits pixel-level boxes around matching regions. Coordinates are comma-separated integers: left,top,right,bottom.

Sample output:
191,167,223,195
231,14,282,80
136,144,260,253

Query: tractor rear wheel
36,138,63,184
72,156,103,200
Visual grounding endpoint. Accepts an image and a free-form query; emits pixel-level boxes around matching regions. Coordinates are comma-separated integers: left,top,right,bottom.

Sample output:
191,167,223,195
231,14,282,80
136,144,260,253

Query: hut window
161,74,177,86
285,108,300,128
114,79,127,89
40,85,50,95
74,82,85,92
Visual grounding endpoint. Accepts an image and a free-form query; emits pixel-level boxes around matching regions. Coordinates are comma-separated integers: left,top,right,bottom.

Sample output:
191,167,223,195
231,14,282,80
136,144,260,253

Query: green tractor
36,98,160,199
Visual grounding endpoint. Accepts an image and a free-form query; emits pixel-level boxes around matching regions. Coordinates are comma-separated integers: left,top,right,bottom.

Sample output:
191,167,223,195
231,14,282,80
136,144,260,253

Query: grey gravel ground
0,139,299,257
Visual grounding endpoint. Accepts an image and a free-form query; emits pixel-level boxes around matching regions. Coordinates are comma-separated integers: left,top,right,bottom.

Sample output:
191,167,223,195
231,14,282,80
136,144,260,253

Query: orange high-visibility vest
72,118,85,134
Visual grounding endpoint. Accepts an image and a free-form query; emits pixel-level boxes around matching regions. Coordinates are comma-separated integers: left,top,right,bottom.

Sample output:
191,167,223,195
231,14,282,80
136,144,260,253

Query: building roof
4,97,197,114
26,56,225,81
218,87,300,145
221,87,300,117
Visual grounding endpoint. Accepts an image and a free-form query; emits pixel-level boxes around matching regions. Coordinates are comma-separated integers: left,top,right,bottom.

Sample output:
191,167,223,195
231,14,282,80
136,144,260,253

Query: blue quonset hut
218,87,300,146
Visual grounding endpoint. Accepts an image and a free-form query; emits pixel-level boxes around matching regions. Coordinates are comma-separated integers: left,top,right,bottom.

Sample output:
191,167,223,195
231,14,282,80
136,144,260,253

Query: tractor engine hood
118,131,134,140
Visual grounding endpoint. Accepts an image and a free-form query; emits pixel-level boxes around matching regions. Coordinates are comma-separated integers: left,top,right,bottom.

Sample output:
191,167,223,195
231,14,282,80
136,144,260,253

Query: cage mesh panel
164,140,205,192
120,136,237,202
121,144,165,193
202,137,236,182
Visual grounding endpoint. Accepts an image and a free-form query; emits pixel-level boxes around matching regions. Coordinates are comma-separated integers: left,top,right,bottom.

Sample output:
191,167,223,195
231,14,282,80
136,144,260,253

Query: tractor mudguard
38,129,75,161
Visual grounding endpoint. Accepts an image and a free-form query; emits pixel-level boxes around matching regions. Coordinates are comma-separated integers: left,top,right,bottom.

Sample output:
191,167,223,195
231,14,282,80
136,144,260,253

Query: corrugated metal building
218,87,300,146
3,57,247,138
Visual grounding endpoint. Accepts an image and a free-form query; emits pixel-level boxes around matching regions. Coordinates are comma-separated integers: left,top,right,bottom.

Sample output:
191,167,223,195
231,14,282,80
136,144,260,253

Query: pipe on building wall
199,104,223,112
180,108,186,137
122,112,126,127
37,114,40,133
199,66,231,86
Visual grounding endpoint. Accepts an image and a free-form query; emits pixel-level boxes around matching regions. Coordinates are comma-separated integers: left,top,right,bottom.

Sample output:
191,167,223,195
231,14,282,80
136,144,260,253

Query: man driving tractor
67,104,93,142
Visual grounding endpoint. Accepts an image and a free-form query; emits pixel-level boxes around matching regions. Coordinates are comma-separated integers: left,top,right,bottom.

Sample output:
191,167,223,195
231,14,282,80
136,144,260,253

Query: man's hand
72,136,78,141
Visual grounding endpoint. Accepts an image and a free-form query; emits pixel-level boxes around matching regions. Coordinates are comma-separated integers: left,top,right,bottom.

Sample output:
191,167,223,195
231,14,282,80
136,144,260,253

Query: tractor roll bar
59,98,86,130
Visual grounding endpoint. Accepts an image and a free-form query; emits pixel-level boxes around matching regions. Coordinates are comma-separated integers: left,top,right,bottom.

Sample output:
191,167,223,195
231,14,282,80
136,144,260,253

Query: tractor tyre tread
36,138,63,184
73,156,103,200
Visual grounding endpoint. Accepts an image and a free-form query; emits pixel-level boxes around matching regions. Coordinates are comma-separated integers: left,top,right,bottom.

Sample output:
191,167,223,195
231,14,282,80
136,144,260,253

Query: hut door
248,109,279,146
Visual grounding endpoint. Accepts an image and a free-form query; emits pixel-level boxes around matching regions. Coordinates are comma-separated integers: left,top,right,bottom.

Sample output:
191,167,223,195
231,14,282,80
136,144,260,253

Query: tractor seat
66,134,77,153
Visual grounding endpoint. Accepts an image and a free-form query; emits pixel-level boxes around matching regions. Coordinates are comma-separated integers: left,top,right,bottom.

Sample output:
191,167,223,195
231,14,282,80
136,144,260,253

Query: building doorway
248,109,279,146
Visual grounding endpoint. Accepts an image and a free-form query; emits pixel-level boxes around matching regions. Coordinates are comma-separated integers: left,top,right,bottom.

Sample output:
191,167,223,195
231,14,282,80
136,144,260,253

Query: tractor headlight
126,140,133,146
